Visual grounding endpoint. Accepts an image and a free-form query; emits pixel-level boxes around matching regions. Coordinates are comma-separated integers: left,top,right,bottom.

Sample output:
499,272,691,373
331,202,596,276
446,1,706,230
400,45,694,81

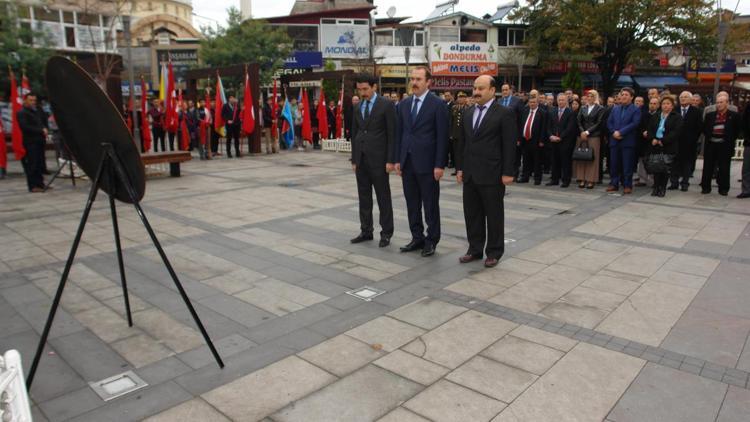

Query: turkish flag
271,79,278,139
301,89,312,143
316,89,328,140
241,71,255,136
9,71,25,160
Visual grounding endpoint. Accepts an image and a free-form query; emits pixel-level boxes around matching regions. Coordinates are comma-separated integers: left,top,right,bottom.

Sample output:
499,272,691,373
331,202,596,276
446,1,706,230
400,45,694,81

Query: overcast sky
191,0,750,29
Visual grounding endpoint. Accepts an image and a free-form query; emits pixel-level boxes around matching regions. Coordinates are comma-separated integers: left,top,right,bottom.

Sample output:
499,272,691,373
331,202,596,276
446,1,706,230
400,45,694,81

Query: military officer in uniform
449,92,468,176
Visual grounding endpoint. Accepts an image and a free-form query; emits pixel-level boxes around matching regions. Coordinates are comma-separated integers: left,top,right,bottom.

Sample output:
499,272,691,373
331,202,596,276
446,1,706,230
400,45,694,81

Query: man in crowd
517,94,546,185
498,83,523,118
635,96,659,187
327,100,336,139
546,93,577,187
394,66,448,257
455,75,517,268
345,95,359,141
222,94,242,158
670,91,703,191
738,104,750,199
606,87,640,194
349,74,397,247
262,97,277,154
148,98,165,152
701,92,741,196
17,93,48,192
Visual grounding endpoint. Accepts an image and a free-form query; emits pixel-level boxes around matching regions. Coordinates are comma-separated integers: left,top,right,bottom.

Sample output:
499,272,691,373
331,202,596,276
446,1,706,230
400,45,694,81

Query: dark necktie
410,98,420,122
474,105,486,134
364,100,370,120
682,107,687,118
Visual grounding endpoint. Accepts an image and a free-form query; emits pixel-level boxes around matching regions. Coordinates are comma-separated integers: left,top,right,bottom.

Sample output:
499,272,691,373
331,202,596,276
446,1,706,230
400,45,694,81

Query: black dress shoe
379,236,391,248
350,233,373,244
701,189,711,194
421,243,436,257
534,180,542,185
517,178,529,183
680,185,689,192
737,192,750,199
719,191,728,196
545,181,559,186
560,183,569,188
459,254,482,263
400,240,424,252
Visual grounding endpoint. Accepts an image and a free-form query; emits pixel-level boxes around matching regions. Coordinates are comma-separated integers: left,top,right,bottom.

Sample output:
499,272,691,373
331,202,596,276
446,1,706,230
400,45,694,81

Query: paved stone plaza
1,150,750,421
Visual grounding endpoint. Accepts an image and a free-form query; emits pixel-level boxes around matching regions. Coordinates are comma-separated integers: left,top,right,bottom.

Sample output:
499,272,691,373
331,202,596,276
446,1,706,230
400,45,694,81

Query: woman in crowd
574,90,604,189
646,96,682,197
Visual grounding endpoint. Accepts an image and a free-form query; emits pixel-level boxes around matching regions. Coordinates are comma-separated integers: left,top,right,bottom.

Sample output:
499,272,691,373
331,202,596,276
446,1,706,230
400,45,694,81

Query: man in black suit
349,74,397,247
222,95,242,158
670,91,703,191
395,66,449,257
546,93,578,187
517,95,547,184
455,75,517,268
498,83,524,118
701,92,741,196
16,93,48,192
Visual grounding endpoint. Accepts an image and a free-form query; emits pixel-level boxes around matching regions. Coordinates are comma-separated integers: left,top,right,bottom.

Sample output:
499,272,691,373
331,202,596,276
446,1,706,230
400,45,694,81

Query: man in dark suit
738,104,750,199
349,74,397,247
701,92,741,196
517,95,547,184
670,91,703,191
395,66,449,257
498,83,524,118
606,87,641,194
455,75,517,268
222,95,242,158
16,93,48,192
546,93,578,187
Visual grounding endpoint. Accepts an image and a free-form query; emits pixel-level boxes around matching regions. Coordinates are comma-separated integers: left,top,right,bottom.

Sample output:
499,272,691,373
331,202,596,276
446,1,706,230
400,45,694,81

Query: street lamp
398,28,415,93
121,14,139,145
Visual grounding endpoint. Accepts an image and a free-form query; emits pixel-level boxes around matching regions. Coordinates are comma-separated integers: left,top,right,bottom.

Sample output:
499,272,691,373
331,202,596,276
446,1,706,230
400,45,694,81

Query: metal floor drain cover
504,238,516,243
346,286,386,301
89,371,148,401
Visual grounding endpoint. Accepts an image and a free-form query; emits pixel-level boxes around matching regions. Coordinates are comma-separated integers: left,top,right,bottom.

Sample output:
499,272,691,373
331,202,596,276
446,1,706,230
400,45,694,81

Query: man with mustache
394,66,449,257
455,75,517,267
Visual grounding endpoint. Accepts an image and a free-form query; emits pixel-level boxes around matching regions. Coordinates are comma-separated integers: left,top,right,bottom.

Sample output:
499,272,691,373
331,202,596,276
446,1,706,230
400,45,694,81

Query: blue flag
281,100,295,148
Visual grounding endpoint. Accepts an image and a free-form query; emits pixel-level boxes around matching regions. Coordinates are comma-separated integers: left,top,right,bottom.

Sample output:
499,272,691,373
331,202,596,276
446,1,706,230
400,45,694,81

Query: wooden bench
140,151,192,177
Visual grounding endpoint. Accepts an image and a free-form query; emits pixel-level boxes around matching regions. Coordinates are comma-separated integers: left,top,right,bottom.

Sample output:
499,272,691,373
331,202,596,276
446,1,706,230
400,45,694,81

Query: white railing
322,138,351,153
734,139,745,160
0,350,32,422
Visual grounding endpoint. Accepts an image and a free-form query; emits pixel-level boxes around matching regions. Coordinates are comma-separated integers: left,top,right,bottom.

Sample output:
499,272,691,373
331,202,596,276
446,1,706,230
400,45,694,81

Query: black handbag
572,140,594,161
645,152,674,174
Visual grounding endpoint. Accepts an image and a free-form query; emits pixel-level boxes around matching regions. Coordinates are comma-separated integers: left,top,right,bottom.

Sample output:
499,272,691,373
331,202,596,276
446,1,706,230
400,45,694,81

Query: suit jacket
222,103,241,129
744,105,750,140
703,109,741,144
518,106,546,145
455,101,518,185
498,95,524,117
17,106,47,143
677,105,703,147
607,104,641,148
647,111,683,156
350,95,397,168
546,107,577,144
577,104,605,137
395,92,449,174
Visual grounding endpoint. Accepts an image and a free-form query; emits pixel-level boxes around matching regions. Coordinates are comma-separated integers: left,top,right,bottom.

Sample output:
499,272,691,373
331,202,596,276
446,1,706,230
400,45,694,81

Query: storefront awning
632,75,688,89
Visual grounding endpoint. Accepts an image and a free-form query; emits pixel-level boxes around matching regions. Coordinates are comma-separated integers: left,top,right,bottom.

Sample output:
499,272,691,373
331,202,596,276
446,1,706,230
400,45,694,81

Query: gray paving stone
263,328,329,352
135,356,193,386
38,386,104,422
373,349,450,386
346,316,425,352
198,294,275,328
387,297,467,330
245,302,340,344
679,362,703,375
203,355,336,421
2,282,51,306
608,363,727,422
298,334,384,377
68,381,193,422
377,407,431,422
308,301,390,338
691,261,750,320
176,334,255,370
446,356,537,403
716,386,750,422
48,330,131,381
144,398,230,422
404,380,506,422
482,335,564,376
17,299,86,340
272,365,422,422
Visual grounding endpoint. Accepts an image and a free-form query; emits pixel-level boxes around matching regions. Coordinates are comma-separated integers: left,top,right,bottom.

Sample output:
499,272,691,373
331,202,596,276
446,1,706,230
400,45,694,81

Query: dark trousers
21,140,45,191
701,141,734,193
550,140,572,184
670,142,697,187
741,146,750,194
447,139,456,168
610,143,635,188
211,131,220,153
654,172,669,192
519,141,543,182
599,137,609,181
463,180,505,259
226,126,240,156
356,157,394,238
167,131,176,151
152,127,165,152
402,158,440,246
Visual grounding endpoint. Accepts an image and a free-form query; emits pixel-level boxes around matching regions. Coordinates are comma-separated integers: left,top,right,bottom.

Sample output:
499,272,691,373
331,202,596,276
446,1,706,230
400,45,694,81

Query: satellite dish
387,6,396,18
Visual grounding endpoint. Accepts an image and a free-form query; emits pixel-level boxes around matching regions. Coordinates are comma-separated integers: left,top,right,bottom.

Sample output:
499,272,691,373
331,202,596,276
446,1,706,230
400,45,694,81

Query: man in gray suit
350,74,397,247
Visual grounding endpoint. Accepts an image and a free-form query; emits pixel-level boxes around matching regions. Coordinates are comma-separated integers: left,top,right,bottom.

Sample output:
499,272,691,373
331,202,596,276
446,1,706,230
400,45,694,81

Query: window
17,6,31,19
353,19,369,25
321,18,336,24
33,7,60,23
283,25,319,52
77,12,98,26
414,31,425,46
460,28,486,42
62,11,74,24
430,26,459,42
499,28,525,46
375,30,394,46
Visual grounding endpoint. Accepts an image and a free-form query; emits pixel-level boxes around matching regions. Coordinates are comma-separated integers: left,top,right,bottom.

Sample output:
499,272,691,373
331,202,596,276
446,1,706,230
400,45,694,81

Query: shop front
429,42,498,92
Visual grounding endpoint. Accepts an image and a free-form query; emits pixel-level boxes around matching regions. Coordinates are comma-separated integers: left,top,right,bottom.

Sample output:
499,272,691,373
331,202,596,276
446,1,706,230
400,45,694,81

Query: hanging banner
429,42,498,76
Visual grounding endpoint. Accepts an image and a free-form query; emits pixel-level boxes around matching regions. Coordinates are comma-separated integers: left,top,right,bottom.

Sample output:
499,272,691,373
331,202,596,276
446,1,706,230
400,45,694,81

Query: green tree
199,7,292,86
321,60,340,106
561,63,583,93
514,0,717,97
0,2,54,97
